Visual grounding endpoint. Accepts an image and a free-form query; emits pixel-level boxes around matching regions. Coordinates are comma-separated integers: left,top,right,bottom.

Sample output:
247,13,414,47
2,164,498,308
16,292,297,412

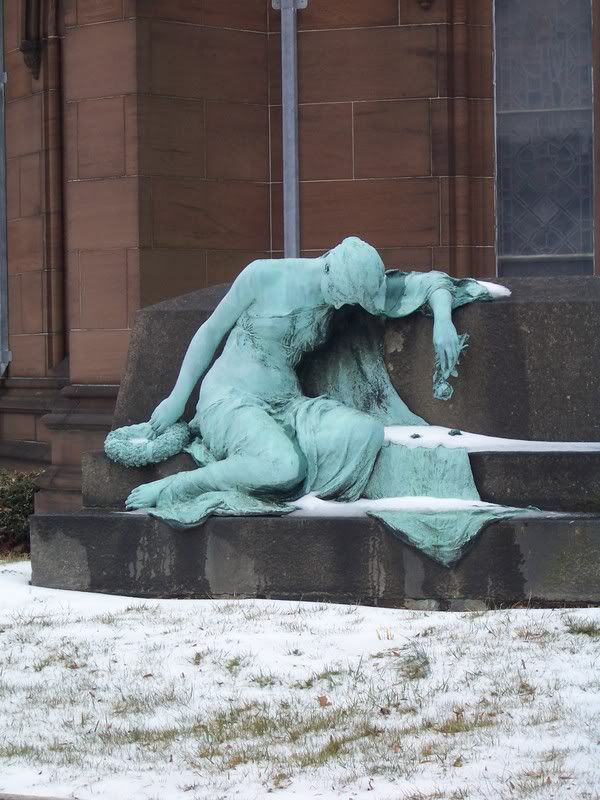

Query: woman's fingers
448,341,457,373
435,332,462,379
449,336,459,365
451,342,459,367
436,338,463,377
150,413,166,435
439,347,446,376
444,350,451,375
436,343,447,375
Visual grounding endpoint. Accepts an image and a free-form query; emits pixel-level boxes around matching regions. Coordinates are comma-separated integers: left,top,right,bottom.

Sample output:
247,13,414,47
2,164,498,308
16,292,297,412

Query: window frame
492,0,599,277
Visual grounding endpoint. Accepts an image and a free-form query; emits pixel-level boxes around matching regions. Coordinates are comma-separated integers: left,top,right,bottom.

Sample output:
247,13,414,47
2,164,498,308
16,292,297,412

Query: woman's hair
321,237,386,314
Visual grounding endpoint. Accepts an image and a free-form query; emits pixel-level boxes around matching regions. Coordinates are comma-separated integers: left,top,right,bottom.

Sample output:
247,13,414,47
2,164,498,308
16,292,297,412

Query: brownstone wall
62,2,141,385
134,1,271,306
269,0,496,277
4,0,65,377
0,0,66,468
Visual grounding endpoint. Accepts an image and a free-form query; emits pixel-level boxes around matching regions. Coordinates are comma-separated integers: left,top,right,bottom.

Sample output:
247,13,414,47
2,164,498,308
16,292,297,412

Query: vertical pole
0,9,12,375
273,0,306,258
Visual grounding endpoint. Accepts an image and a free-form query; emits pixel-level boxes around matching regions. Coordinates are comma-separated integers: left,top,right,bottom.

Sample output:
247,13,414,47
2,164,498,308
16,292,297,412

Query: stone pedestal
29,277,600,605
30,511,600,606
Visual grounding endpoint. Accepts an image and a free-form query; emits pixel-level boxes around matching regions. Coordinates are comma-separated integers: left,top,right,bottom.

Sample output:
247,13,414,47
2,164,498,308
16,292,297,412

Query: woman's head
321,237,386,314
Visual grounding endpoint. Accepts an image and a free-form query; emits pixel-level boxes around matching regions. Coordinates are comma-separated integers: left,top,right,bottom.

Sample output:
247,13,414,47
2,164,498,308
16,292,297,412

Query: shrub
0,469,38,554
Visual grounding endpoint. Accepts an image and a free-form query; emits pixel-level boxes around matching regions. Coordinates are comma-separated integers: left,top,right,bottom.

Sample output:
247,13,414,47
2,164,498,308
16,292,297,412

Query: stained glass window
495,0,594,276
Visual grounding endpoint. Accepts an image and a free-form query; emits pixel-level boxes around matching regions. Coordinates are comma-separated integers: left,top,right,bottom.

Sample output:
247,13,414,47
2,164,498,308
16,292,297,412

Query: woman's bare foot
126,476,173,510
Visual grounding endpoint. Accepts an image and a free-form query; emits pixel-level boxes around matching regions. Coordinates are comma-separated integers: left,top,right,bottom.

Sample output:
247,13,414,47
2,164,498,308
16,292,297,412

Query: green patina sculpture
112,237,524,565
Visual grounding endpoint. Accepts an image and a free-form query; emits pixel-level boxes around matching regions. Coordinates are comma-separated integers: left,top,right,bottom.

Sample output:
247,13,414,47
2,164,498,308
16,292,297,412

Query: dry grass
564,616,600,638
0,569,599,799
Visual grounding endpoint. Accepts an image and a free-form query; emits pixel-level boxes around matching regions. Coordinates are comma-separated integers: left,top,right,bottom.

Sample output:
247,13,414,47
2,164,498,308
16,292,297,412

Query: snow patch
477,279,512,298
384,424,600,453
291,493,506,517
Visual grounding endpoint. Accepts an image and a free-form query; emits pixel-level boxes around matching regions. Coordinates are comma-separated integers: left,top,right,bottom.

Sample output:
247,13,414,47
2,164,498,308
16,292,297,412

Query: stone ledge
0,440,50,464
0,377,68,391
61,384,119,399
81,449,600,513
0,396,63,413
82,451,195,508
42,411,115,431
30,511,600,606
470,451,600,512
36,465,82,492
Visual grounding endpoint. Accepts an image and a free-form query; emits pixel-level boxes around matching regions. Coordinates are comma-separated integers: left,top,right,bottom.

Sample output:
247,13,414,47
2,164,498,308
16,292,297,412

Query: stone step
471,451,600,512
30,510,600,607
82,449,600,513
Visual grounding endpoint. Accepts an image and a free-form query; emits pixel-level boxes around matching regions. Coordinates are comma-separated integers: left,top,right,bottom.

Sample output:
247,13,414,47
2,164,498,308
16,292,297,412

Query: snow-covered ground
0,560,599,800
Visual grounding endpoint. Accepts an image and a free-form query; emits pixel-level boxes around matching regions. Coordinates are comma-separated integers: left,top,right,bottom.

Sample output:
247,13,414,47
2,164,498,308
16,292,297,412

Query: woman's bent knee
266,446,306,490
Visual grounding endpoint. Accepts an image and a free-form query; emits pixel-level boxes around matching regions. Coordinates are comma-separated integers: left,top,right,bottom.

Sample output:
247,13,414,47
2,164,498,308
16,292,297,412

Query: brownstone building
1,0,598,510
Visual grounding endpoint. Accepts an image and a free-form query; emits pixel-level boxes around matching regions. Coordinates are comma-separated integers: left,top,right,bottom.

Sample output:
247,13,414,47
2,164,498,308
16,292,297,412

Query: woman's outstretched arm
429,287,460,378
149,263,257,435
383,269,502,379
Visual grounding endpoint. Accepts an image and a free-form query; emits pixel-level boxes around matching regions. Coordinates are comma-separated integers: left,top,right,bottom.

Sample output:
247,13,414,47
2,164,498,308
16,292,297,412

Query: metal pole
273,0,306,258
0,10,12,376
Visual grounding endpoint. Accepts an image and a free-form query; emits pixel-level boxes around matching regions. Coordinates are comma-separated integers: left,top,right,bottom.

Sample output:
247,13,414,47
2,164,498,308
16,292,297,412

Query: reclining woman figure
125,237,505,515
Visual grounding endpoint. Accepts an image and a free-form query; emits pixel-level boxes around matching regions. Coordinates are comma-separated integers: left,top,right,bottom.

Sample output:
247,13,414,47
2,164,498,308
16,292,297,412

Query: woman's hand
149,395,186,436
433,318,461,378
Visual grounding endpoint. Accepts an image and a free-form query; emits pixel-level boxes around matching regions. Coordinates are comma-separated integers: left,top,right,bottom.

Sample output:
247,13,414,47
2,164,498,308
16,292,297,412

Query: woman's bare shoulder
240,258,281,280
239,259,287,290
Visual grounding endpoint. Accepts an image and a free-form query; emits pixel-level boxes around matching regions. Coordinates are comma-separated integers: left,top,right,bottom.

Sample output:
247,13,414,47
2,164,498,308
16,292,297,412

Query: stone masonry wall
0,0,66,468
61,1,141,385
134,0,271,306
269,0,496,277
